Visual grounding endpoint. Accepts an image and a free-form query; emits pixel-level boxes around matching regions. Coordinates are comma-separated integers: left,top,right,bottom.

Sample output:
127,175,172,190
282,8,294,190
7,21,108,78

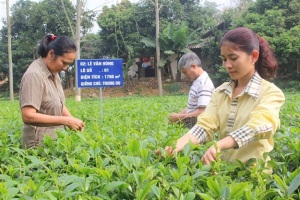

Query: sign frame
77,59,123,88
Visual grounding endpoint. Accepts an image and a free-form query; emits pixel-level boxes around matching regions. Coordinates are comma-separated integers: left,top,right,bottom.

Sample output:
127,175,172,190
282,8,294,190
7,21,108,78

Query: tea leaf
185,192,196,200
221,186,230,200
107,181,127,190
258,189,278,199
176,156,190,166
74,132,88,143
137,180,157,200
64,183,80,194
273,174,288,192
197,193,215,200
44,191,58,200
7,187,19,199
128,139,141,155
151,185,160,198
172,186,180,198
229,182,248,198
207,177,221,196
288,173,300,196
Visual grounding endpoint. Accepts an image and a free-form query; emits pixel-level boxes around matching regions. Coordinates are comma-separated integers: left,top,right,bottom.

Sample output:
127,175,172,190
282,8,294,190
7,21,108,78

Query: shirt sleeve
197,84,214,107
19,72,44,111
229,84,285,148
188,125,208,143
190,91,220,142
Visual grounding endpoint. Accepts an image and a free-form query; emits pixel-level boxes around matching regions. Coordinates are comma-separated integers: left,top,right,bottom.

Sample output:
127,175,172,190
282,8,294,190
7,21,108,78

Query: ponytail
255,36,278,80
37,34,76,58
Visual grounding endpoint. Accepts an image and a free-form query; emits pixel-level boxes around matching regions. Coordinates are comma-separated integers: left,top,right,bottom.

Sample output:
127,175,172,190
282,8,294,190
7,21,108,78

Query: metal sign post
100,87,103,123
77,59,123,122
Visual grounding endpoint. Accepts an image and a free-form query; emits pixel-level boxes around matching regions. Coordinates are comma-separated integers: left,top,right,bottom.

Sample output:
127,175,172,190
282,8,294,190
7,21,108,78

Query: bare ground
64,78,191,98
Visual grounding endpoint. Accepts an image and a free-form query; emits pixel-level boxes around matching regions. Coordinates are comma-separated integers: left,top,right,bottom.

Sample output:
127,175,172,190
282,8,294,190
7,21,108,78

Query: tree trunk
69,77,74,89
6,0,14,101
155,0,163,96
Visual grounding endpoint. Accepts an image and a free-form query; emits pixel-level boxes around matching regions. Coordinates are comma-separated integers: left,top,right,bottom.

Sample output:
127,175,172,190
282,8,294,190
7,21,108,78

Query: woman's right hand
65,117,85,131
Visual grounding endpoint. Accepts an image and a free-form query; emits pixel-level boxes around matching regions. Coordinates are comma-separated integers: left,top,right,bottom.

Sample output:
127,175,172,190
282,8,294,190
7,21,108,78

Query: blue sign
77,59,123,88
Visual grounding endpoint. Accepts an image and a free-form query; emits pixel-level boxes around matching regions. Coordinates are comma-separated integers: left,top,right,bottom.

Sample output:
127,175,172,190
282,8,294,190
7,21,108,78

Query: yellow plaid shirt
189,72,285,163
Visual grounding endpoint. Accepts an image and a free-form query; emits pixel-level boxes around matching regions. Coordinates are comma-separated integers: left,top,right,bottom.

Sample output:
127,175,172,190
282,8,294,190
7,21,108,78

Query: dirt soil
64,78,191,98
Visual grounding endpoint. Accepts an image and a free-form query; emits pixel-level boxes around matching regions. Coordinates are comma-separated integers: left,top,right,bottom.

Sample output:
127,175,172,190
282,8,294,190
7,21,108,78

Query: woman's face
220,42,258,81
48,50,76,73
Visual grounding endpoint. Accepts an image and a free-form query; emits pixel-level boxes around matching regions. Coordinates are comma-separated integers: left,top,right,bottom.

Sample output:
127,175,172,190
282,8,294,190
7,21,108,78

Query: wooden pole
154,0,163,96
6,0,14,101
75,0,81,101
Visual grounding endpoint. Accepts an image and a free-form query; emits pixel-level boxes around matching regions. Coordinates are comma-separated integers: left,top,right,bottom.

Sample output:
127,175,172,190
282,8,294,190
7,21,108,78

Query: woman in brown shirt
19,34,85,149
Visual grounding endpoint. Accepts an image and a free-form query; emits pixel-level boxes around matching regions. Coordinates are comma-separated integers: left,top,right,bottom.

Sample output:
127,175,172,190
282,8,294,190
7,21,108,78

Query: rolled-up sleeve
189,126,208,143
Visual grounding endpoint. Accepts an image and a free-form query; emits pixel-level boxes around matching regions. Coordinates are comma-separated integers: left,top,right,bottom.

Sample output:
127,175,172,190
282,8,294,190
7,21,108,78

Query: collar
221,71,262,100
38,57,58,79
193,71,208,84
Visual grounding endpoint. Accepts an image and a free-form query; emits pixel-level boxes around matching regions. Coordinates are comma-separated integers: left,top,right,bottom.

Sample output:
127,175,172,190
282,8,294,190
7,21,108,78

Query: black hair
37,34,77,58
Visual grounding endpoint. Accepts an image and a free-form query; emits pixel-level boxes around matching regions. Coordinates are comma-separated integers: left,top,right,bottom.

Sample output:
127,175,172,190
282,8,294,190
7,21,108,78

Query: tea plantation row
0,93,299,199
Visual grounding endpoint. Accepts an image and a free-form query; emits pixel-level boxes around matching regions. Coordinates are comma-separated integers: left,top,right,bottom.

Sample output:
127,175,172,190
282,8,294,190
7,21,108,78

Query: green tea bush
209,65,230,87
163,82,182,94
0,93,299,199
274,73,300,92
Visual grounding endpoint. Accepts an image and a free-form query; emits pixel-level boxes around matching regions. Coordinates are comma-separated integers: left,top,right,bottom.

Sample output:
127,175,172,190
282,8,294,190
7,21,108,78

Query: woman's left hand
201,144,219,165
201,136,238,165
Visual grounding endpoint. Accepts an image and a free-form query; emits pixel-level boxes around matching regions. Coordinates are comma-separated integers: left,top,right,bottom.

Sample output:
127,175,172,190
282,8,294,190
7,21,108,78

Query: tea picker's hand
155,146,176,157
201,144,219,165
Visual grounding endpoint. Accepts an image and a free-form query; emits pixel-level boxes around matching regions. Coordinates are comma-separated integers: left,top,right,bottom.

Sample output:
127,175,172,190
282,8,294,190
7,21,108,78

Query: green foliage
141,21,203,81
2,0,300,93
234,0,300,76
142,21,201,64
97,0,142,60
80,33,102,59
163,82,182,94
209,65,230,87
274,72,300,92
1,93,300,199
199,25,231,77
202,0,300,84
160,22,200,56
97,0,219,71
0,0,96,91
273,25,300,68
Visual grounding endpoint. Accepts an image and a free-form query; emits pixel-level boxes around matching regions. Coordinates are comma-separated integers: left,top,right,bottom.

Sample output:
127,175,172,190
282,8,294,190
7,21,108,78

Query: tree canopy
201,0,300,84
0,0,95,90
234,0,300,76
0,0,299,92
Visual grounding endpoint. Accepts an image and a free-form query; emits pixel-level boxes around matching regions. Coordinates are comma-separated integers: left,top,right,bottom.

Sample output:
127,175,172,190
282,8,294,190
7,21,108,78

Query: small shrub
163,82,182,94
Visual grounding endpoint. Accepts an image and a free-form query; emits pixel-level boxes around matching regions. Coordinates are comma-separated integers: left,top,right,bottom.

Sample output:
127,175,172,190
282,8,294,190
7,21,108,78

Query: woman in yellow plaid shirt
165,27,285,168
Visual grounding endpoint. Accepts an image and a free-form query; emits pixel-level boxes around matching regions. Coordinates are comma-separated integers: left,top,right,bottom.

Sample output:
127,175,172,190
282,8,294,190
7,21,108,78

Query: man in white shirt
169,52,215,128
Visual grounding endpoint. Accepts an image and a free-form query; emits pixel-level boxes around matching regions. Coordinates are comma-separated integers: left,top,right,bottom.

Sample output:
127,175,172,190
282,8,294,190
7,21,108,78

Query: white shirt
186,71,215,113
